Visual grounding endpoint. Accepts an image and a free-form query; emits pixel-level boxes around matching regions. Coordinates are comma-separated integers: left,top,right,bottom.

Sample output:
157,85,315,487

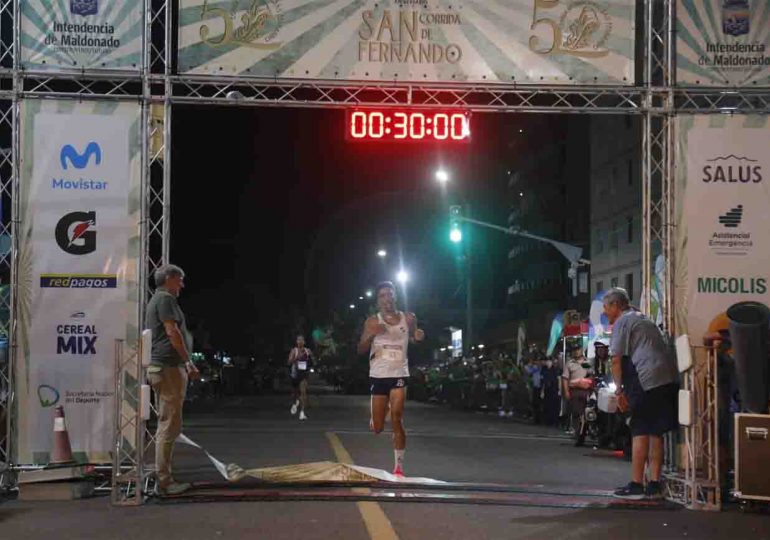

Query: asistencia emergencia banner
674,115,770,342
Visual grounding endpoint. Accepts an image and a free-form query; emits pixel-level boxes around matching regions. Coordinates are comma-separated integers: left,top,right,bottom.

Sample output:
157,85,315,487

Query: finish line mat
164,435,678,510
176,434,445,485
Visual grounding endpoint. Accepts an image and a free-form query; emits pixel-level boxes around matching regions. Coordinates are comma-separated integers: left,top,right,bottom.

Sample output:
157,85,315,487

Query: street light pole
455,214,590,297
465,204,473,357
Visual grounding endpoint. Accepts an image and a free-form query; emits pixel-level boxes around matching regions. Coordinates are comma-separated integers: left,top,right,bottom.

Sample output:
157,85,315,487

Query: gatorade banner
177,0,636,85
674,115,770,341
20,0,143,71
16,100,141,464
676,0,770,87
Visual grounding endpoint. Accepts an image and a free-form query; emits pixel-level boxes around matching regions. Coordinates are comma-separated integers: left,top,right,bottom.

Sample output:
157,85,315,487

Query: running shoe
645,481,664,500
299,411,307,420
155,481,191,497
613,481,645,500
290,401,298,415
393,465,404,477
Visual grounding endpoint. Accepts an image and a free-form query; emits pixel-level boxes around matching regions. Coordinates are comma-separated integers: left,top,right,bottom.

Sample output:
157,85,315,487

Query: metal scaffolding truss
0,0,767,507
666,345,721,511
170,77,646,112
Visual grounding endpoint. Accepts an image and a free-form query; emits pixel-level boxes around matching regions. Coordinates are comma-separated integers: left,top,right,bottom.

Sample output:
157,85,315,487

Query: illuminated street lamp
377,249,387,258
365,290,373,298
435,169,449,184
349,304,356,309
396,270,409,284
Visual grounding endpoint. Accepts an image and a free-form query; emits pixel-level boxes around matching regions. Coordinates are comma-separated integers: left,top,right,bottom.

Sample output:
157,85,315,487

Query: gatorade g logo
55,211,96,255
38,385,60,407
60,142,102,170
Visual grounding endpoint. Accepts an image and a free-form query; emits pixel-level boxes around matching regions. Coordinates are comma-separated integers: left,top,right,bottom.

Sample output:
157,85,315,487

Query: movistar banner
674,115,770,340
676,0,770,87
21,0,143,71
15,100,141,464
178,0,636,85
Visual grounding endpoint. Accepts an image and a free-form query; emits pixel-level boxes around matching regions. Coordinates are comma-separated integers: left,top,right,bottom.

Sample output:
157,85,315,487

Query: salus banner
178,0,636,85
674,115,770,342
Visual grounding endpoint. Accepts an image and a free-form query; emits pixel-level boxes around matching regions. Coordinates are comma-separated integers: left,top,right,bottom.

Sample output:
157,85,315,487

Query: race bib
298,361,308,371
383,344,403,362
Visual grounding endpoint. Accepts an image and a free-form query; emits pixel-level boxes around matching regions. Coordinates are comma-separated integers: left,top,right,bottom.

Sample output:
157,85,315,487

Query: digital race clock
346,109,470,142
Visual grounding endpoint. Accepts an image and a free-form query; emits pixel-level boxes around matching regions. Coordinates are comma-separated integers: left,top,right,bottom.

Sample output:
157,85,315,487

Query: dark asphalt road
2,390,769,540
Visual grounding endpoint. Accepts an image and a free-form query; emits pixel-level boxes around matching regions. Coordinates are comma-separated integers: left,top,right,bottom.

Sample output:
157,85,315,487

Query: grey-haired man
604,287,678,501
145,264,200,496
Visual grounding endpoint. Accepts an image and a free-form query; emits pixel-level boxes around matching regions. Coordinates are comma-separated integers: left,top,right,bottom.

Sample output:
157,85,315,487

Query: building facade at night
588,116,643,307
504,117,591,346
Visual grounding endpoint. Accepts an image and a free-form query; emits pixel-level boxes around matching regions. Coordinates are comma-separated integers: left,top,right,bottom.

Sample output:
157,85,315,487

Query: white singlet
369,311,410,379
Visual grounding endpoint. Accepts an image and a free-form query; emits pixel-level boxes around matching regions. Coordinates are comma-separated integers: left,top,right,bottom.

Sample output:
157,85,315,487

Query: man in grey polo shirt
145,264,200,496
604,287,678,500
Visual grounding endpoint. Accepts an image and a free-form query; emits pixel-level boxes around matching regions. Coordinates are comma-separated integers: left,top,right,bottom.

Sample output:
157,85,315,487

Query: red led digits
351,111,367,139
410,113,425,139
369,112,384,138
434,113,449,140
347,109,470,142
451,114,467,140
393,112,408,139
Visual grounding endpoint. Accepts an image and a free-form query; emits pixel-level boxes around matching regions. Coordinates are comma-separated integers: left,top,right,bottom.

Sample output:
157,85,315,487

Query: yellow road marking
326,432,399,540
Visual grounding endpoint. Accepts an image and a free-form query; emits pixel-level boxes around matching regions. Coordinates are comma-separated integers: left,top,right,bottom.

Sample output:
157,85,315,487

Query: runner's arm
357,317,378,355
406,312,425,342
287,348,296,365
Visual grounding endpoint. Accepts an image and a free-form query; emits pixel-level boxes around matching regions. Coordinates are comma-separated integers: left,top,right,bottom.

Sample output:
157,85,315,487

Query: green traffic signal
449,205,462,243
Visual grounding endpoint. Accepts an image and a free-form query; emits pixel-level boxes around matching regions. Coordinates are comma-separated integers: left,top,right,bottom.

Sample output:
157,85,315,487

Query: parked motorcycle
575,374,632,456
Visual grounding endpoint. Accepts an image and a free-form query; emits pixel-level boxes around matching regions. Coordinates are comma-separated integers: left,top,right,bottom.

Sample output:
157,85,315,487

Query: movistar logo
60,142,102,170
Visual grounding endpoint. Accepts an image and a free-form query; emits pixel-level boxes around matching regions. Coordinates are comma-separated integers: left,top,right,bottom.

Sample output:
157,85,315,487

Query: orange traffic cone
50,405,75,464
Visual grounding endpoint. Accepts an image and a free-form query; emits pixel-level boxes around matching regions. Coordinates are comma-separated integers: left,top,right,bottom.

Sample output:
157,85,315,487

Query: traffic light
449,205,462,243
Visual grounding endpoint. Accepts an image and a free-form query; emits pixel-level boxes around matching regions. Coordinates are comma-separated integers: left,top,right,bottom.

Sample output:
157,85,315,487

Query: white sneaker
290,402,298,415
299,411,307,421
498,410,506,417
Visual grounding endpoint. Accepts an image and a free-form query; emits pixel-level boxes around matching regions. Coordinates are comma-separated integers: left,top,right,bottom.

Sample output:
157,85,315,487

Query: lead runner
357,281,425,476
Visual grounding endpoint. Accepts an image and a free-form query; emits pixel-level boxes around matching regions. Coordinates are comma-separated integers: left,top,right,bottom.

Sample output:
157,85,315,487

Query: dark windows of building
628,159,633,186
625,273,634,301
627,216,634,244
611,277,618,288
597,280,604,293
610,222,619,250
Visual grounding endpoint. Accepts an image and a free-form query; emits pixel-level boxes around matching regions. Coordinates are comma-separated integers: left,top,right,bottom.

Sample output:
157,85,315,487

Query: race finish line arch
0,0,767,511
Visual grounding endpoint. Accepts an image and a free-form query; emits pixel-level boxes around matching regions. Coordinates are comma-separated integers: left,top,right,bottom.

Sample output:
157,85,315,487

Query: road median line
326,432,399,540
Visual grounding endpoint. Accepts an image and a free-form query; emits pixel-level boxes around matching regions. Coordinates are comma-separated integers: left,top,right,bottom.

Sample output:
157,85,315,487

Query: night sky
171,107,547,354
